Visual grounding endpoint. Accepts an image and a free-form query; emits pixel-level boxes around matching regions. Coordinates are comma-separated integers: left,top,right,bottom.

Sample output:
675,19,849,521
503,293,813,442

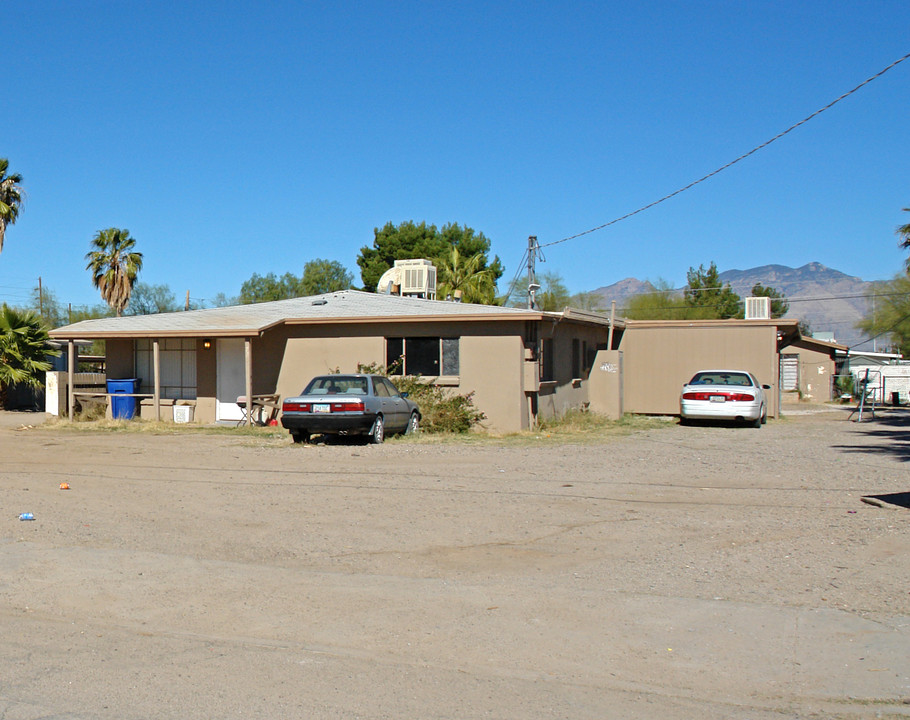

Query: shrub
355,362,485,433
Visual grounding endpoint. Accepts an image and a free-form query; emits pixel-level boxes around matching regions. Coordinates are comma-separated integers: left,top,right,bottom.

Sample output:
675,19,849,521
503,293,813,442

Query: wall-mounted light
203,339,212,350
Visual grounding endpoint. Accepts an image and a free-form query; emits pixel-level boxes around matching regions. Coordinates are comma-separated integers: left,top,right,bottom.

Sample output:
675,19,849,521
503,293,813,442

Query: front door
216,338,246,422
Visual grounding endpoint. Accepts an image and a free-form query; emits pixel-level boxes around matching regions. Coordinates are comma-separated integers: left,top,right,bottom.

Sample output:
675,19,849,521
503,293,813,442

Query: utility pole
38,276,43,316
185,290,190,311
526,236,543,309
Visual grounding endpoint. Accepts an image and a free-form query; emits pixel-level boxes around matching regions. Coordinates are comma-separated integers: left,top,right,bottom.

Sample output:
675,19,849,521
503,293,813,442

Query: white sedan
679,370,770,428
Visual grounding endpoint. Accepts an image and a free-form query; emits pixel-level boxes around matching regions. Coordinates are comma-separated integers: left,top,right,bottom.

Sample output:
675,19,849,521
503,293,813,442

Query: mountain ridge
591,262,872,348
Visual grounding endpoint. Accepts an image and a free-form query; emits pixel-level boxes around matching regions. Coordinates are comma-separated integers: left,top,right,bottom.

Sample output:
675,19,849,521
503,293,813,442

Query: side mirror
762,384,771,390
400,391,409,398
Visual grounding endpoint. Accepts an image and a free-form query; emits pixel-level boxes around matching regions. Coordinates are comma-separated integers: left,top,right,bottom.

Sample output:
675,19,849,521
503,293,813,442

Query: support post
607,300,616,349
153,339,161,421
67,340,75,421
244,338,253,424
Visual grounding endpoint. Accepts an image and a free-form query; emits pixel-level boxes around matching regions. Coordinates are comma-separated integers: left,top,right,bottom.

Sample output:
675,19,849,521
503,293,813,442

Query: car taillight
682,391,755,402
332,401,365,412
282,402,311,412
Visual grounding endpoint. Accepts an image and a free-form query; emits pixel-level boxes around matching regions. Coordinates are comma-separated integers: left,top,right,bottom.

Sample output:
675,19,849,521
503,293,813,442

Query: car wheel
750,414,762,429
405,412,419,435
679,416,690,426
761,411,767,425
370,415,385,444
291,431,310,444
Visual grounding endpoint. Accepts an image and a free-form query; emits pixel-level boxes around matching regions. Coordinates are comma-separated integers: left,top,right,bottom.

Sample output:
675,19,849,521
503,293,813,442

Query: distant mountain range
592,262,873,349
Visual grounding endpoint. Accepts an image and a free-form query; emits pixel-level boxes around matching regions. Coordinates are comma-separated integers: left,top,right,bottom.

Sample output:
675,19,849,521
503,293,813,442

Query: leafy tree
623,279,689,319
211,292,238,307
857,274,910,353
127,282,179,315
31,285,66,329
436,244,497,304
569,291,607,312
357,221,503,298
898,207,910,267
749,282,790,318
684,262,741,319
85,228,143,316
0,304,59,407
28,285,113,329
0,158,24,254
238,272,300,304
536,272,571,311
300,259,353,295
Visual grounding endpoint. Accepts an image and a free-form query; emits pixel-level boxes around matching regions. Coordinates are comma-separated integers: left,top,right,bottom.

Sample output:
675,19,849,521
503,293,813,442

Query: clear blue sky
3,1,909,311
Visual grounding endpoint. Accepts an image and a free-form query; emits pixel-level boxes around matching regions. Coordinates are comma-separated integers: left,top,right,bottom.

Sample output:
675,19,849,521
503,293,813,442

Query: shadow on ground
832,407,910,463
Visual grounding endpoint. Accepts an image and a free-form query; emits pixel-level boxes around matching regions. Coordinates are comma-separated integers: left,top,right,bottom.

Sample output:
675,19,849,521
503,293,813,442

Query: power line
538,50,910,251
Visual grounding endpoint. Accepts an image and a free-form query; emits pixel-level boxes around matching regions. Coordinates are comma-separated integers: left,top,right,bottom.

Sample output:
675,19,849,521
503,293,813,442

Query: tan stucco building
49,291,617,433
48,291,832,431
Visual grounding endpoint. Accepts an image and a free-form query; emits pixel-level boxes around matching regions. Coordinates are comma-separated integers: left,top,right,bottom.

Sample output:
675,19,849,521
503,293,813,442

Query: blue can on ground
107,378,141,419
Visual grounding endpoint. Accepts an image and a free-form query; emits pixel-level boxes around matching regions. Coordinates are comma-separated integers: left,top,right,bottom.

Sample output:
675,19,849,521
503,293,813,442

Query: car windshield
688,372,754,387
302,376,369,396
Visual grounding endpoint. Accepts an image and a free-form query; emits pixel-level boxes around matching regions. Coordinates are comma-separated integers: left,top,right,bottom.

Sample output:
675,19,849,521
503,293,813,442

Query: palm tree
899,207,910,249
85,228,144,316
436,245,496,304
0,304,58,408
0,158,24,254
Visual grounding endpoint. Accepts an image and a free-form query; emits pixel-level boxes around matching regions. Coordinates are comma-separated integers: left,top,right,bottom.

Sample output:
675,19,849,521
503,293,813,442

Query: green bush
355,362,485,433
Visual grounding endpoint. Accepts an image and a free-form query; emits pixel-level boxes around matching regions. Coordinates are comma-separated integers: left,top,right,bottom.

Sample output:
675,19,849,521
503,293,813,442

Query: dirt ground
1,406,908,719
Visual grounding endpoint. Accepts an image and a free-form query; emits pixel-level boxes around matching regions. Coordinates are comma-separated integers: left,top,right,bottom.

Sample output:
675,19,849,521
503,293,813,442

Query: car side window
379,378,399,397
373,379,390,397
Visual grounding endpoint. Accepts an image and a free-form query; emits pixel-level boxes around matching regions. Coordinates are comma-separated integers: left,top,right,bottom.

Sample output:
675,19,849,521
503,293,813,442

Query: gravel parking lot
1,407,908,719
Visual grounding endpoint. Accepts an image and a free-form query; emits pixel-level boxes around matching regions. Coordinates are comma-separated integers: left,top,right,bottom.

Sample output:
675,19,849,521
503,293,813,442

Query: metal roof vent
311,299,328,306
745,296,771,319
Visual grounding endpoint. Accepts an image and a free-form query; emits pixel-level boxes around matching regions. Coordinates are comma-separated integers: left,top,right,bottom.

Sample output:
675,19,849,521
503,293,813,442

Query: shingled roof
48,290,567,339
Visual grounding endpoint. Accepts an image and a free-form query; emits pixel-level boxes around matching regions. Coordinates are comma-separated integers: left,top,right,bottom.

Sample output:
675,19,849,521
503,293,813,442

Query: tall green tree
357,221,503,298
0,304,59,406
0,158,24,254
85,228,143,316
569,291,607,312
127,282,179,315
300,259,354,295
749,282,790,318
436,244,497,304
684,262,741,319
239,272,301,304
535,272,572,311
857,274,910,353
623,279,689,319
897,207,910,268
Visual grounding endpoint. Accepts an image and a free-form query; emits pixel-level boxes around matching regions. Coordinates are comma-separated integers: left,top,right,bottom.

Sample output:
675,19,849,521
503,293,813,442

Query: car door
375,377,407,431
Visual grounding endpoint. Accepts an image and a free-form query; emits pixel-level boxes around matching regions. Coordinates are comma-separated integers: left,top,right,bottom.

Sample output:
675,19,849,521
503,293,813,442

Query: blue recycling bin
107,378,140,419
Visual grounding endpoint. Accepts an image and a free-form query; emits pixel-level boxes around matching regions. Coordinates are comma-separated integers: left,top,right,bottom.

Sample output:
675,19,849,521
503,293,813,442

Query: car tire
291,431,310,444
405,412,419,435
679,416,690,426
370,415,385,444
750,415,762,429
761,411,767,425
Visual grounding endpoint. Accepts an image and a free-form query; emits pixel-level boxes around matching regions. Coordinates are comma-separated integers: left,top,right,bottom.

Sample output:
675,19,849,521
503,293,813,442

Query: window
540,338,555,382
135,338,197,400
572,338,581,379
386,337,460,376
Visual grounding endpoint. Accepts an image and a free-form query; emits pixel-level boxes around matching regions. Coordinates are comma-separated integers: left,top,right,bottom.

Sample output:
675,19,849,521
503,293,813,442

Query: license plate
313,403,330,414
709,395,726,403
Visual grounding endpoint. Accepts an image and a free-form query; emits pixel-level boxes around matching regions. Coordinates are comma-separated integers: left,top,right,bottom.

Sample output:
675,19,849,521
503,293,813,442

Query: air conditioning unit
377,259,437,299
745,296,771,320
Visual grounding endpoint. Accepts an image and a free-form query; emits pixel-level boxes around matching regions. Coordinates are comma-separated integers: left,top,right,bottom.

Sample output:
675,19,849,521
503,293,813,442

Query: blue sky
3,1,909,311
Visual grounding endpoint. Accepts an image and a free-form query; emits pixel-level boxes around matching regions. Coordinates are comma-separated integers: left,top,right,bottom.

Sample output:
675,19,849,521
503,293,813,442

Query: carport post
245,338,252,423
67,340,75,421
153,339,161,421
